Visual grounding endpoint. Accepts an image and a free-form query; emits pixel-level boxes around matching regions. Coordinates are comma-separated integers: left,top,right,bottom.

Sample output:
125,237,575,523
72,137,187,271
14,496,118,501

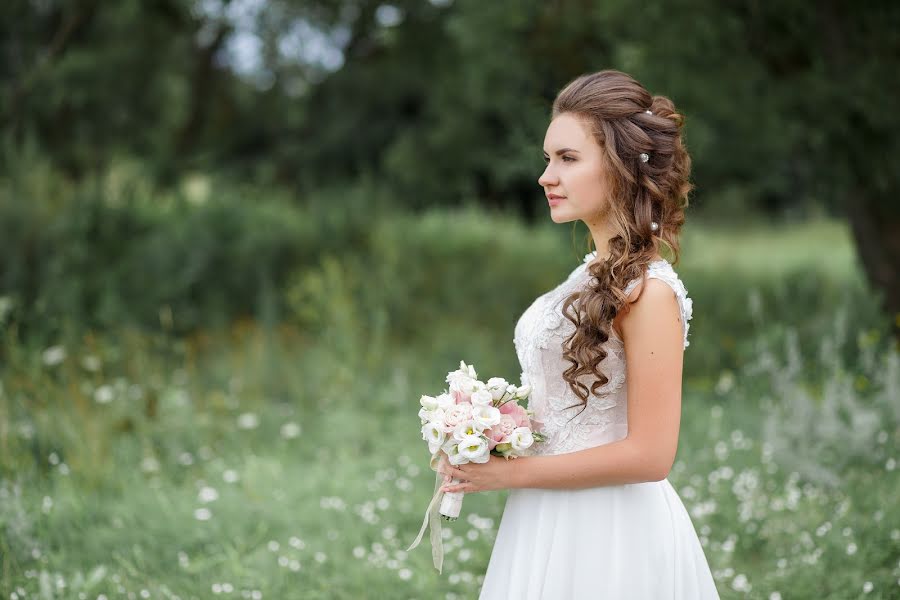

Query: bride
438,69,720,599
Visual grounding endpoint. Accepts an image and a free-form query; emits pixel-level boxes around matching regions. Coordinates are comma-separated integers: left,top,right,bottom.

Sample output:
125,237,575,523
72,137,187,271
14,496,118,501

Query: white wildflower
42,346,66,366
237,413,259,429
280,422,301,439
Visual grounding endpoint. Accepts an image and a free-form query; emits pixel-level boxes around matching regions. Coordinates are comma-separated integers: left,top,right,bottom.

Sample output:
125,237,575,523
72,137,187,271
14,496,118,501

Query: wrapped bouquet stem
439,478,464,520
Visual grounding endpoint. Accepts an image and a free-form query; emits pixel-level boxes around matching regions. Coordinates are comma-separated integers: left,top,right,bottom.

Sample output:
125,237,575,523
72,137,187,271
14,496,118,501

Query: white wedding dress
478,251,719,599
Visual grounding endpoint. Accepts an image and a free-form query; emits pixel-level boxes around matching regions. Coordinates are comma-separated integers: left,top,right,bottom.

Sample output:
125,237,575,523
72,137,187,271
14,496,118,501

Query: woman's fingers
437,456,471,482
442,480,472,494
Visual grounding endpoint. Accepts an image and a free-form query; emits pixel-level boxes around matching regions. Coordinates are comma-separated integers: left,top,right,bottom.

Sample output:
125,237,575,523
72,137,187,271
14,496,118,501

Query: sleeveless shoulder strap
624,261,693,349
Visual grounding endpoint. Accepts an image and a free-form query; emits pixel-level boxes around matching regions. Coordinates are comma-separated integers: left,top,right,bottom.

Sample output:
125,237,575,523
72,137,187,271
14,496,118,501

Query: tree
628,0,900,337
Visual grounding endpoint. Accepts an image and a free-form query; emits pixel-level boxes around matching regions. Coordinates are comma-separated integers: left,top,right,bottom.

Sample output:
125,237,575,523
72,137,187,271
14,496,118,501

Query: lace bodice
513,251,693,456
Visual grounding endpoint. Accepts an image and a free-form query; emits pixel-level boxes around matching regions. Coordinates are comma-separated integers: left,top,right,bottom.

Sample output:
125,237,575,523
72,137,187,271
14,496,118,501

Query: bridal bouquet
407,360,545,572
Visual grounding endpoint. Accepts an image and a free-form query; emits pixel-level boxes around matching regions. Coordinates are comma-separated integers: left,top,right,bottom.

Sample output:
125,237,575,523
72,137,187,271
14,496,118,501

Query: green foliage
676,219,888,379
285,206,889,381
3,160,890,384
6,0,898,219
0,166,382,339
5,0,900,327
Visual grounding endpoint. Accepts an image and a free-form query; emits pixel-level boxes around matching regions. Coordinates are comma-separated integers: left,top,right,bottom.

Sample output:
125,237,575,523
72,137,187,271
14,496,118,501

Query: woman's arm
440,277,685,493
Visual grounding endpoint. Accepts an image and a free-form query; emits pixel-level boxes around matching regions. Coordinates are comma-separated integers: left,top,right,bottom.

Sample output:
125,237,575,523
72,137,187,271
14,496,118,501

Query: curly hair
551,70,693,414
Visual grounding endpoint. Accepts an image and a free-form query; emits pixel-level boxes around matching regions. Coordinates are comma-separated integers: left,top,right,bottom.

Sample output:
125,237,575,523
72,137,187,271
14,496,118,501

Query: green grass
681,218,857,278
1,215,898,599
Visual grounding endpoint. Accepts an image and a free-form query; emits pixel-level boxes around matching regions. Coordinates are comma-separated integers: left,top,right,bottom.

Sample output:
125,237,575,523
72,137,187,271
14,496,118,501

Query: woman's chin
549,208,575,224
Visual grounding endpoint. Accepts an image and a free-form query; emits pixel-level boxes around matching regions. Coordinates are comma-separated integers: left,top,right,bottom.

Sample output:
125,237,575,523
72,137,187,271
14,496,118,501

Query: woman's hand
437,453,519,494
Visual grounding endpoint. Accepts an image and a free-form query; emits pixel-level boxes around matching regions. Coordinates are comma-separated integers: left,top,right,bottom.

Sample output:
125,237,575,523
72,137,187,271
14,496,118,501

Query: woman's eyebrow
542,148,581,156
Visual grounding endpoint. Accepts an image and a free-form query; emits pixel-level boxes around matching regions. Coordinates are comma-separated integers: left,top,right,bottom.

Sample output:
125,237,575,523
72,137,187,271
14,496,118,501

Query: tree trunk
818,0,900,341
175,23,232,155
844,193,900,341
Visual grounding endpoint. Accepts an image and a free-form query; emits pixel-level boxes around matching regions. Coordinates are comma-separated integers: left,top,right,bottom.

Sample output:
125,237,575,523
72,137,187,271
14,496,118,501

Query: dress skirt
478,479,720,599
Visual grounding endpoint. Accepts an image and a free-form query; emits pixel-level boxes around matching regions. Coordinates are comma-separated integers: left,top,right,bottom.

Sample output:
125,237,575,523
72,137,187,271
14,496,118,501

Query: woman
438,70,720,599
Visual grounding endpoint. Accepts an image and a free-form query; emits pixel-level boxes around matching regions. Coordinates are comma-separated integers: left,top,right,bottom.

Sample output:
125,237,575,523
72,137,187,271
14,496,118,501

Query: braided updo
552,70,693,412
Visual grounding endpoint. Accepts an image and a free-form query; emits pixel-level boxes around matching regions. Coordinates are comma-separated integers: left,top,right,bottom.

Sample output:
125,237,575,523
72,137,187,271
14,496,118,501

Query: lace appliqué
513,254,626,456
512,253,693,456
533,340,625,456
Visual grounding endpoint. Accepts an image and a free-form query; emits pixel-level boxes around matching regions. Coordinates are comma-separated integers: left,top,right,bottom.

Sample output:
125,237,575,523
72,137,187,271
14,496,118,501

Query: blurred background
1,1,898,598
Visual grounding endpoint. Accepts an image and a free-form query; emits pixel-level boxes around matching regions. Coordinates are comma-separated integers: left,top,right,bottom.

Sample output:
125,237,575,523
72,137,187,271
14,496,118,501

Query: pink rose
499,401,530,428
491,415,516,444
485,429,498,450
442,403,473,432
451,389,472,405
486,414,518,449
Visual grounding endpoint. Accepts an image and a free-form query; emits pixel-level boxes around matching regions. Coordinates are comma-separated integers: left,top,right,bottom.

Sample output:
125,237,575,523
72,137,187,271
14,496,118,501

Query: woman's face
538,113,612,225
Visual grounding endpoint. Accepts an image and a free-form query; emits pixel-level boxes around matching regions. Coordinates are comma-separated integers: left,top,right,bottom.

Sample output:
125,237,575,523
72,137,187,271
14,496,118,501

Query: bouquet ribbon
406,452,446,573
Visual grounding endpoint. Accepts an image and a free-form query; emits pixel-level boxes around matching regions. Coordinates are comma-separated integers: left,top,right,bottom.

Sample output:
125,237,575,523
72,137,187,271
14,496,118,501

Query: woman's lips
547,194,565,207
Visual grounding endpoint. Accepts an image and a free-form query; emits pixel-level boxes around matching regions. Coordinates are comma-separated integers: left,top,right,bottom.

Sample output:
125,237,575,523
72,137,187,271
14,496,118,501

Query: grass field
1,215,898,599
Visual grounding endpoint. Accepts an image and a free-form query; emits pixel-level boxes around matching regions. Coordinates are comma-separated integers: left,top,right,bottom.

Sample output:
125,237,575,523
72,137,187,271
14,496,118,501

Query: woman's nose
538,165,556,187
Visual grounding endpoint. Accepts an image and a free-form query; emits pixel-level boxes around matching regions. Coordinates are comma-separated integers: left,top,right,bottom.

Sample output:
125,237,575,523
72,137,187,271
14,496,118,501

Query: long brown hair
552,70,693,412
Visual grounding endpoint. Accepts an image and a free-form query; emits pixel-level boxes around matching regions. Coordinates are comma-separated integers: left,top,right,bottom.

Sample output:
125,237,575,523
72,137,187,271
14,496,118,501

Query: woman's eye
562,156,575,162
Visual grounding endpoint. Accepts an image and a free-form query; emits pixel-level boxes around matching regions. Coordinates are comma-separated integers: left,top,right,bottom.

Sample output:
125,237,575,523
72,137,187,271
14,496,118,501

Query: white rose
514,384,532,400
459,360,477,379
510,427,535,452
472,404,501,429
487,377,508,389
432,407,446,423
453,420,484,442
458,378,482,395
441,436,457,453
446,361,478,388
486,377,509,401
457,434,490,463
470,389,494,406
419,406,445,425
467,380,483,395
421,422,446,454
447,374,476,395
435,393,455,410
442,403,472,432
444,440,467,465
420,394,439,411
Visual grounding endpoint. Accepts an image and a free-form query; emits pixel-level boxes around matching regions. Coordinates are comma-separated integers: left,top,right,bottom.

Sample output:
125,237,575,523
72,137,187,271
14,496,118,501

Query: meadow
1,204,898,599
